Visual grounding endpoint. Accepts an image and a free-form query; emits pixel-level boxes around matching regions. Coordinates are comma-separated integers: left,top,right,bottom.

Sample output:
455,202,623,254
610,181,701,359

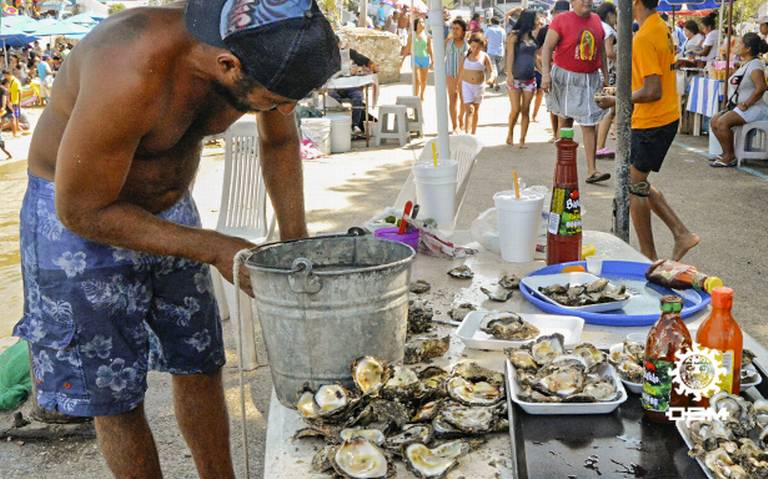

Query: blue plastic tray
519,260,711,327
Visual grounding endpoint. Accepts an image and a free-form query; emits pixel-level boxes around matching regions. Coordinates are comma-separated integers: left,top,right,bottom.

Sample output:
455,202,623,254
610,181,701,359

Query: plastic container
494,190,544,263
301,118,332,155
373,226,420,251
412,159,458,229
456,311,584,351
326,112,352,153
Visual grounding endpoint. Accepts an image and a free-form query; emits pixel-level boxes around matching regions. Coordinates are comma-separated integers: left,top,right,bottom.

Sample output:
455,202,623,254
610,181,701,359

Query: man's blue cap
185,0,341,100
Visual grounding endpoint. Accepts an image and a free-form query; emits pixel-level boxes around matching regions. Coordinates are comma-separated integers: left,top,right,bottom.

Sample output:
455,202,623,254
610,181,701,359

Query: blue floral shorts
14,174,225,417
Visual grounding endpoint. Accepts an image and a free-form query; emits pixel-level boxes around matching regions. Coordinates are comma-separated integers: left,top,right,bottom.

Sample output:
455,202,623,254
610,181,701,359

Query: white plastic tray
676,420,715,479
456,311,584,351
521,271,631,313
506,360,628,415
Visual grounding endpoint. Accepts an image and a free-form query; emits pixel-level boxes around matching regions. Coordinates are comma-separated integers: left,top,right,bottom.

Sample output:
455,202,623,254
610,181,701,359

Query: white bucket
413,160,458,229
327,112,352,153
494,190,545,263
302,118,332,155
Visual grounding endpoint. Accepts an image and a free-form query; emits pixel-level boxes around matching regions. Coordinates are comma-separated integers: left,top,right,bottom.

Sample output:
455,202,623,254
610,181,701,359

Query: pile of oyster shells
538,278,629,307
608,340,646,384
505,333,623,403
685,392,768,479
295,358,508,478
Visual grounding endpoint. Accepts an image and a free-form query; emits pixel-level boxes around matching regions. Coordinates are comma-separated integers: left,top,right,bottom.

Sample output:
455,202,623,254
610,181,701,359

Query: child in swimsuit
458,32,495,134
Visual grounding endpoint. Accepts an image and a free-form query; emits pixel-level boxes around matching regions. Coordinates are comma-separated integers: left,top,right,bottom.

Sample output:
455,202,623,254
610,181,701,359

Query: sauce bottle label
717,350,734,394
548,187,582,236
641,358,674,413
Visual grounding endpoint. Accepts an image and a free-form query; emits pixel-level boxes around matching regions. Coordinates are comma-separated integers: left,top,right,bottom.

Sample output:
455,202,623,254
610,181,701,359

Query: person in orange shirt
2,70,21,137
596,0,699,262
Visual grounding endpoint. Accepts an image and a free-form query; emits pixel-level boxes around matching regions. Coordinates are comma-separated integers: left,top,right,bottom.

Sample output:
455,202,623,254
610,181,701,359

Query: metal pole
429,0,451,161
612,0,633,242
723,0,734,103
358,0,367,27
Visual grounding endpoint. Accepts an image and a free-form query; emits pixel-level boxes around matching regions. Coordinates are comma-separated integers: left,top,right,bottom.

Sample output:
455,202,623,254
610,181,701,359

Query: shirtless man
14,1,339,478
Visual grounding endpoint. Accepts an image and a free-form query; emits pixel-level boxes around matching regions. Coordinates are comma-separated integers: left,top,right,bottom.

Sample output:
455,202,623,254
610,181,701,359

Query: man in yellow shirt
596,0,699,261
2,70,21,137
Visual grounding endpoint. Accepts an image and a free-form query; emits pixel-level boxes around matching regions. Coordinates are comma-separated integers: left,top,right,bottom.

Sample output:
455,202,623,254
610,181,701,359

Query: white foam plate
677,420,716,479
608,343,644,394
506,360,628,415
521,272,632,313
456,311,584,351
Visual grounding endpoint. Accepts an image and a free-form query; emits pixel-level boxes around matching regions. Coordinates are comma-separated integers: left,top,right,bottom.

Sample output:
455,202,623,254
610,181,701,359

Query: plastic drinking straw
398,201,413,235
513,171,521,200
431,143,438,167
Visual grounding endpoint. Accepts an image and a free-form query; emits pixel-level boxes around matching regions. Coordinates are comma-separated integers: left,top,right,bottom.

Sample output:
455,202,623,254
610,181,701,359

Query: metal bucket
245,229,415,408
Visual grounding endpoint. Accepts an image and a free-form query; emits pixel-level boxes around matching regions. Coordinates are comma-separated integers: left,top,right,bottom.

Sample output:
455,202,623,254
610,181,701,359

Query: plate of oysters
676,392,768,479
521,272,632,313
608,341,647,394
504,333,628,415
456,311,584,351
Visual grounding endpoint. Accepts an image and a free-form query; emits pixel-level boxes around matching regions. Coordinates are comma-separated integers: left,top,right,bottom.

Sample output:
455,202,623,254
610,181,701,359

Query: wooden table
261,230,767,478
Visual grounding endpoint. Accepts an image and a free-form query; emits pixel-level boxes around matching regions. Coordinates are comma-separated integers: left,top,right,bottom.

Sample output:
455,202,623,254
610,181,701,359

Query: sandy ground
0,69,767,478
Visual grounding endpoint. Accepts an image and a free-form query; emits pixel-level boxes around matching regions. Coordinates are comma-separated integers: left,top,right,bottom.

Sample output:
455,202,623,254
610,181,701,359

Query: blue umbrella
657,0,722,11
0,23,36,48
0,15,36,28
65,12,102,25
29,19,90,37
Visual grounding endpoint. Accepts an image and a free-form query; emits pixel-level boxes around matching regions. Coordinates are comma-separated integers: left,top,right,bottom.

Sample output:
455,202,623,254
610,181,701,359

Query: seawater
0,161,26,338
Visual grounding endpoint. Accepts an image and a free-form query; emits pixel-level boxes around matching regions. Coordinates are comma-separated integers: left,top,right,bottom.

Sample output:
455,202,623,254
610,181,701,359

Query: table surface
262,230,767,479
324,74,376,90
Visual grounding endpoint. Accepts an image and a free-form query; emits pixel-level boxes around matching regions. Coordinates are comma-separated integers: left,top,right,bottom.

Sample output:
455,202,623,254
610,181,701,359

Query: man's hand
540,74,551,93
595,95,616,109
213,236,258,297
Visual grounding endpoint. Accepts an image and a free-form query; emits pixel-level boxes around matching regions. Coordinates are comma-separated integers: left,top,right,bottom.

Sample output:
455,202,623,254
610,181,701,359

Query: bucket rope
232,248,254,479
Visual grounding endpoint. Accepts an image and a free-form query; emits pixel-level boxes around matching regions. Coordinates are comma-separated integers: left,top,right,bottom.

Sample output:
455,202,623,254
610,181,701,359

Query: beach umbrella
29,20,90,37
0,15,35,29
65,12,101,26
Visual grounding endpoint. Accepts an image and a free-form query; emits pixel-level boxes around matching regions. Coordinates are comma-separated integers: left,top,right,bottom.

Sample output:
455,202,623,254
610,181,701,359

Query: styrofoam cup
494,190,545,262
413,160,457,229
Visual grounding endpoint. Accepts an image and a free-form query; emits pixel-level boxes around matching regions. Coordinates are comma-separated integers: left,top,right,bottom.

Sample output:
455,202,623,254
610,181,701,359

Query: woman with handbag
710,33,768,168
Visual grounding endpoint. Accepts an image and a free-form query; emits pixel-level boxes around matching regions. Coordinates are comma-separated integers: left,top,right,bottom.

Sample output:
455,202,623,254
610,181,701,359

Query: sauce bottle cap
660,295,683,313
711,286,733,309
560,127,574,139
703,276,724,293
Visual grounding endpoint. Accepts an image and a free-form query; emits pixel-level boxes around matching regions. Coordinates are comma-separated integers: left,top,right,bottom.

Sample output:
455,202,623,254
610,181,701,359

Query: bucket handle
289,257,323,294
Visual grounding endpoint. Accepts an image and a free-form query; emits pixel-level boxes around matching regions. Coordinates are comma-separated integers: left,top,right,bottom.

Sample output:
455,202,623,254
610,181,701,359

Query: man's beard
212,75,261,113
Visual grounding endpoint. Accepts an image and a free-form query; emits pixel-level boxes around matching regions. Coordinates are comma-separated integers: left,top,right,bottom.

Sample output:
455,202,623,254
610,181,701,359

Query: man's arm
54,63,254,291
540,28,560,92
257,109,307,241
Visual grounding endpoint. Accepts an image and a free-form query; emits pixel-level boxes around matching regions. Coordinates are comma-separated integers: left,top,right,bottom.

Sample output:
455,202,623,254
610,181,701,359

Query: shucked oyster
530,333,565,366
573,343,606,370
451,362,504,386
331,438,394,479
439,402,499,434
404,336,450,365
711,392,755,437
381,366,421,400
404,440,470,479
352,357,391,396
480,286,514,303
505,348,538,370
447,265,474,279
446,376,504,406
481,313,539,341
498,273,520,290
297,384,356,422
448,303,477,322
703,447,749,479
532,361,586,398
418,366,450,399
340,428,386,446
384,423,433,451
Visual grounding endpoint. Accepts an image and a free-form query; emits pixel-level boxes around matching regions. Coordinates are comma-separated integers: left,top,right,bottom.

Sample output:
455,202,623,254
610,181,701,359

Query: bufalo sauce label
548,187,582,236
641,358,674,412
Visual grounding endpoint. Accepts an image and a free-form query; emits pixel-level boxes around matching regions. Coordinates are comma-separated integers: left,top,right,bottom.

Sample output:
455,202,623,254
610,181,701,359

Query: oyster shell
480,286,514,303
566,379,619,402
418,366,449,399
616,359,644,383
312,444,335,473
530,333,565,366
586,278,609,293
688,420,734,452
446,376,504,406
404,441,470,478
622,341,645,362
439,402,498,434
448,303,477,322
408,300,435,335
505,348,539,370
409,280,432,294
532,362,586,398
447,265,474,279
431,415,464,439
340,428,386,446
296,384,356,421
383,366,421,396
384,423,433,451
331,438,393,479
498,273,520,290
451,362,504,385
352,357,391,396
752,399,768,428
412,400,443,423
573,343,606,370
703,447,749,479
404,336,450,365
711,392,755,437
742,349,755,367
368,399,413,430
538,279,629,306
481,313,539,341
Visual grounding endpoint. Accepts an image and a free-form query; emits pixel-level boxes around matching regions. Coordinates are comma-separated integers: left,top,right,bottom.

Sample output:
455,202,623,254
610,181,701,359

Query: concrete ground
0,70,767,478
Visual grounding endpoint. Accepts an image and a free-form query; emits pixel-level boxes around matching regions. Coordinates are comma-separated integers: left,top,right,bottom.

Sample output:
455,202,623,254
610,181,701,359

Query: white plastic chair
212,118,276,370
734,121,768,167
394,135,483,229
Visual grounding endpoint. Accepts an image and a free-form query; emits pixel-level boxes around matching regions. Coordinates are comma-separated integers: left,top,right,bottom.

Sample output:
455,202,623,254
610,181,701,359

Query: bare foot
672,233,700,261
506,135,514,145
548,137,557,143
518,144,528,149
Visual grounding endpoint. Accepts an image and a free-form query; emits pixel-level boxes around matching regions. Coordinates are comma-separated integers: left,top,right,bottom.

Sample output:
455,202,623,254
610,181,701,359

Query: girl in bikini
458,32,495,135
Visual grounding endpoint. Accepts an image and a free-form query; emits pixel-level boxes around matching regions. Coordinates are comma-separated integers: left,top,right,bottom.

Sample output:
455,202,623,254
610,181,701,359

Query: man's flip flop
710,159,736,168
586,172,611,184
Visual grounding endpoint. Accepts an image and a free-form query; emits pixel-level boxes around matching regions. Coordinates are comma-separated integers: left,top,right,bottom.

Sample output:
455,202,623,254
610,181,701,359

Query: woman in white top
681,20,704,57
699,14,719,63
458,32,495,134
710,33,768,167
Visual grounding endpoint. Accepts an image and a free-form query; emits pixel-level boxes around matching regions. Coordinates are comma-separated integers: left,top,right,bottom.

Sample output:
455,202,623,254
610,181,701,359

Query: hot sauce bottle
642,296,692,423
696,287,742,401
546,128,582,265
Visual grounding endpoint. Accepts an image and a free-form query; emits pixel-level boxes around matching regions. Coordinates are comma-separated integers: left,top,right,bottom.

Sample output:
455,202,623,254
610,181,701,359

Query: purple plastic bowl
374,227,420,251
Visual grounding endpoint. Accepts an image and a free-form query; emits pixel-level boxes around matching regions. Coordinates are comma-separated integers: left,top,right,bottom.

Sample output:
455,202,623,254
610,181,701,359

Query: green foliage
731,0,763,25
108,3,126,15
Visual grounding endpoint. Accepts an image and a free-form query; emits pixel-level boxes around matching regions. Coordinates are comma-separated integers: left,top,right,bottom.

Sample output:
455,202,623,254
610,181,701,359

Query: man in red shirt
541,0,610,184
